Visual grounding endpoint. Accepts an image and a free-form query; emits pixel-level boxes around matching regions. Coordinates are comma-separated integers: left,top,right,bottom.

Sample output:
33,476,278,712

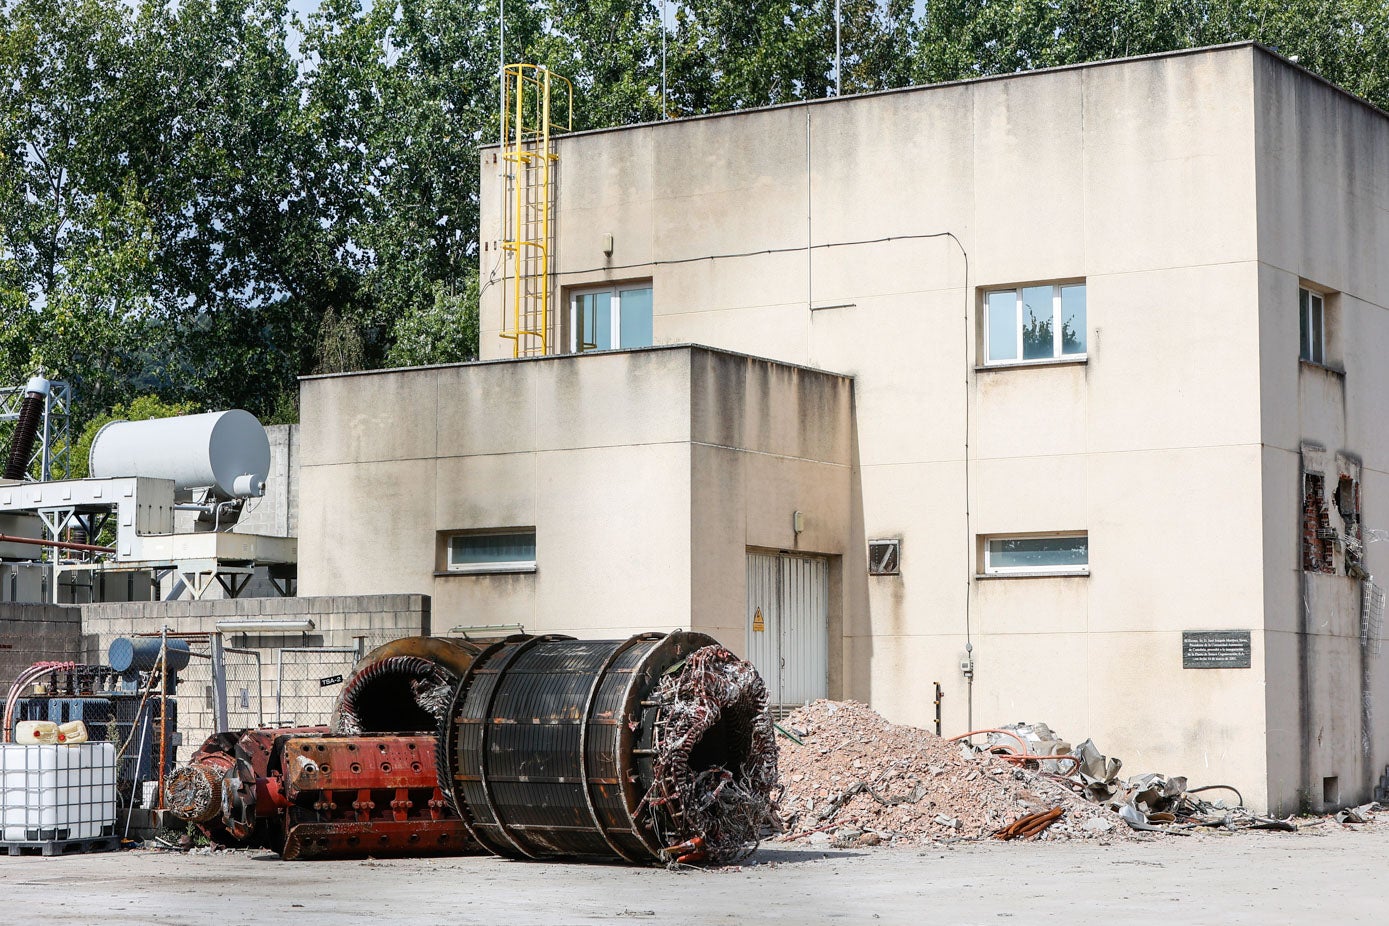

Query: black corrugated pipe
439,631,780,866
3,376,49,481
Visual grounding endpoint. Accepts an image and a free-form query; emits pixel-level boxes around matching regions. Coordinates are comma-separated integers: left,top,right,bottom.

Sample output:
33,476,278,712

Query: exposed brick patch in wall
1337,473,1366,578
1303,472,1335,574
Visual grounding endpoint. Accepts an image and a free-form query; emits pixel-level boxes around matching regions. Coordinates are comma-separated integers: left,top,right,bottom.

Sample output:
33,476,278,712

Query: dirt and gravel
774,700,1134,846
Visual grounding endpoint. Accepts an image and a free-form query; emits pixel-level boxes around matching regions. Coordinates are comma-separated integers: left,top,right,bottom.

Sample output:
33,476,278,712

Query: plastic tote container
0,742,117,843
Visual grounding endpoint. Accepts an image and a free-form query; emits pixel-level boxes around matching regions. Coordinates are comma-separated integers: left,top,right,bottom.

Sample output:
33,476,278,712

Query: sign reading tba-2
1182,631,1252,669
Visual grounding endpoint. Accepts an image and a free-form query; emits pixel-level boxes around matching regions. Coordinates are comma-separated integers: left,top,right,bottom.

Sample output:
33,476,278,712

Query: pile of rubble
775,701,1129,847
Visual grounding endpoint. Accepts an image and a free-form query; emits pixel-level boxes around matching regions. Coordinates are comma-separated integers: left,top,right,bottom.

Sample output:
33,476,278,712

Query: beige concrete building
299,43,1389,814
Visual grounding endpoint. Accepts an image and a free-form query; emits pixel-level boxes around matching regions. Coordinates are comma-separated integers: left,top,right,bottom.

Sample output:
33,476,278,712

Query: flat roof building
299,43,1389,814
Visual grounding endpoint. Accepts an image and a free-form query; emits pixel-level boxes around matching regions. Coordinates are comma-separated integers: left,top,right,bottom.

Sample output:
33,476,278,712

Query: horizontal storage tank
108,637,191,674
439,631,779,865
89,410,270,497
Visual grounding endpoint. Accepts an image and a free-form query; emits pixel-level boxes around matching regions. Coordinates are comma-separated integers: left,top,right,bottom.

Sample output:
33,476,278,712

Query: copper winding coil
165,763,226,823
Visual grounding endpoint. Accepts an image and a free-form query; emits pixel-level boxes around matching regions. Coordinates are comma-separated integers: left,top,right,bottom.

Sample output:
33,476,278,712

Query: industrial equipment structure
165,631,779,865
167,636,485,860
3,636,189,816
0,375,71,483
0,404,296,603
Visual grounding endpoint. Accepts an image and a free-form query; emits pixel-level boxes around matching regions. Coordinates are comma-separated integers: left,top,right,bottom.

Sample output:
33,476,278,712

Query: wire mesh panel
274,648,359,728
1362,579,1385,656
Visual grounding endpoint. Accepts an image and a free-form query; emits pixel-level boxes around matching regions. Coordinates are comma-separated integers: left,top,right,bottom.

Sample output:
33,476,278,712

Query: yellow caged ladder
500,64,572,357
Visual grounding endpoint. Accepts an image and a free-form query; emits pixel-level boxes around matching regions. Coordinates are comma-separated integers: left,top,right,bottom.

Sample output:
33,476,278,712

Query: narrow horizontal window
447,530,536,573
983,535,1088,574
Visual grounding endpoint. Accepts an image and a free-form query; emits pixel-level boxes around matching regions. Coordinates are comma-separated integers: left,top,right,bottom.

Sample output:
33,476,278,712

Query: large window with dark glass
984,283,1086,365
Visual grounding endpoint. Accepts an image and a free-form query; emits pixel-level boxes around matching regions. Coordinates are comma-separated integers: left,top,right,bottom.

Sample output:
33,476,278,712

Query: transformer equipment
438,631,779,865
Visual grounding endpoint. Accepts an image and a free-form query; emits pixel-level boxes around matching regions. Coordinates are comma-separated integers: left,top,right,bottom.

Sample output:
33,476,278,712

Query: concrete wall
234,423,299,539
298,346,853,656
478,46,1286,805
0,602,82,693
81,594,429,760
687,349,855,689
1253,53,1389,812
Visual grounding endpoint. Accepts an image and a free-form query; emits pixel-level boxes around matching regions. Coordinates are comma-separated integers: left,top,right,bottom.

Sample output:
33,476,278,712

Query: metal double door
746,552,828,710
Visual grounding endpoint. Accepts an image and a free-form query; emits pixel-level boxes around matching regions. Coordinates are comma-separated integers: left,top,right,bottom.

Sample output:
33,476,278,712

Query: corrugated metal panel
780,555,828,706
746,552,827,710
746,553,781,706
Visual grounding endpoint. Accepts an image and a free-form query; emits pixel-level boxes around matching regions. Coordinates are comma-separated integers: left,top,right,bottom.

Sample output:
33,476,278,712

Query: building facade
300,44,1389,813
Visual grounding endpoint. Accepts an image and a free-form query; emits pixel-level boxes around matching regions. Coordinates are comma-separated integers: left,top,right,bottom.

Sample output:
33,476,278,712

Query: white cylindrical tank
89,410,270,498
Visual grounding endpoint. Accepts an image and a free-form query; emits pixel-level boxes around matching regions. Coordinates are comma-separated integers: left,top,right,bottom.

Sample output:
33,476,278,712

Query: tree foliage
1,0,1386,434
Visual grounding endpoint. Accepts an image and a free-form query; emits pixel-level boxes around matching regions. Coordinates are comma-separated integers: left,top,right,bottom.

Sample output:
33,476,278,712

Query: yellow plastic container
14,721,58,745
56,721,88,745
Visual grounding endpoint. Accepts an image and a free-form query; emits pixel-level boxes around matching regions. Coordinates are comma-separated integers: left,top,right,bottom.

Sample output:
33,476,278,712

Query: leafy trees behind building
1,0,1385,432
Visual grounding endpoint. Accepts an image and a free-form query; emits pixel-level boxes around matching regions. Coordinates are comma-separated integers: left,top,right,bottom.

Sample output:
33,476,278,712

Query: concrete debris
1335,803,1383,825
774,701,1130,846
1004,736,1300,836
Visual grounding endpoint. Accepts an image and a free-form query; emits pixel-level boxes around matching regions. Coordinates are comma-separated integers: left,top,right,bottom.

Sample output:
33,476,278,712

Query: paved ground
2,826,1386,924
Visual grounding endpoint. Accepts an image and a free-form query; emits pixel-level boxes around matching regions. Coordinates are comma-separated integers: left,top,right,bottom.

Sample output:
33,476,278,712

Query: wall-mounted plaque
1182,631,1252,669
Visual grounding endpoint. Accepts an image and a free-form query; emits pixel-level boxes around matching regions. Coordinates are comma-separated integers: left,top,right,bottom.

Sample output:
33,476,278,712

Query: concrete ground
2,826,1385,924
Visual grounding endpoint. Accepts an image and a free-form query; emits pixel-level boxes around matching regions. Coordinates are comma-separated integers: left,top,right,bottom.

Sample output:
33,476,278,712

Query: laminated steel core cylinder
439,631,779,865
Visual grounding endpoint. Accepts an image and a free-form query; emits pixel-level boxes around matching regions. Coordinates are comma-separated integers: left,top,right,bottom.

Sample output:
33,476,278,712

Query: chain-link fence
273,647,358,728
171,631,407,762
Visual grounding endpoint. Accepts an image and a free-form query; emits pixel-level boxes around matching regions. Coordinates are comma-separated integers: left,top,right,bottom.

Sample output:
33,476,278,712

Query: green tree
386,273,481,368
0,0,154,409
120,0,334,415
912,1,1389,111
302,0,536,372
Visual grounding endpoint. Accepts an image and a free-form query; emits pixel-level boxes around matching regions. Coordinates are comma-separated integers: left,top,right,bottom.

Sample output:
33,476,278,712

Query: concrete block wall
81,594,430,760
0,603,83,693
234,423,299,539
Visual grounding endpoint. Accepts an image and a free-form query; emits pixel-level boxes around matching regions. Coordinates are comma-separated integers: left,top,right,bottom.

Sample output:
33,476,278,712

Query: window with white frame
984,282,1086,364
982,534,1089,575
570,283,653,352
1300,287,1325,364
445,529,536,574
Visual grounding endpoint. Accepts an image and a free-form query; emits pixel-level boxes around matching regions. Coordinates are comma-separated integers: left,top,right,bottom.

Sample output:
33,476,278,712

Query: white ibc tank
89,409,270,498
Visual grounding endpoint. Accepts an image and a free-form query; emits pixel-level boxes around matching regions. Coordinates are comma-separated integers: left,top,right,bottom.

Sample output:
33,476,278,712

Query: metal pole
39,385,51,481
499,0,505,150
275,648,284,726
835,0,842,96
210,632,229,733
661,0,668,118
0,532,116,554
157,629,168,811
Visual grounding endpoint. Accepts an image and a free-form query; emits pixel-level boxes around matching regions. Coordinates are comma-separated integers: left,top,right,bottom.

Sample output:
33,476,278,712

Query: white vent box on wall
0,742,117,843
